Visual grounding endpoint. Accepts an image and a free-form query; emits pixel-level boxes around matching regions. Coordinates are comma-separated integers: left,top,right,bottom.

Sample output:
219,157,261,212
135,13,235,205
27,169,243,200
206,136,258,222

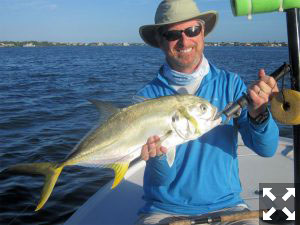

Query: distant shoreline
0,41,288,48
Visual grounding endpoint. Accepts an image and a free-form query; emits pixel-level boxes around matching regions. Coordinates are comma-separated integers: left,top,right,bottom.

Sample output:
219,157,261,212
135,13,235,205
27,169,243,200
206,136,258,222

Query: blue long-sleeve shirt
137,63,279,215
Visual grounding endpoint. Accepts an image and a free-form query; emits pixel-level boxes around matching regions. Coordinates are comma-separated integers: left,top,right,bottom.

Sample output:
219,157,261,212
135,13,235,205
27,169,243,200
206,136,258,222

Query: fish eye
200,104,207,112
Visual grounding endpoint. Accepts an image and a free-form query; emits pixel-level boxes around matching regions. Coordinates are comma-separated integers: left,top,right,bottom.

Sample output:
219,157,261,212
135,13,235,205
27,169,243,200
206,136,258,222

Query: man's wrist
248,105,267,118
248,108,270,125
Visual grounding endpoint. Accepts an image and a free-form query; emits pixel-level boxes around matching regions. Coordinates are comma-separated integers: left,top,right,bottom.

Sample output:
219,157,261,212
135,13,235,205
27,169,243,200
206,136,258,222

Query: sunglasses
162,25,202,41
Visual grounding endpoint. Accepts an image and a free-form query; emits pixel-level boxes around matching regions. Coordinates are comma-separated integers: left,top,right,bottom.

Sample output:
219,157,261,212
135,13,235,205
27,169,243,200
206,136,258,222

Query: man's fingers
266,76,279,93
153,135,160,142
250,72,279,98
141,136,168,161
258,68,266,79
147,136,155,144
248,69,279,117
160,146,168,154
258,69,277,91
147,135,160,157
256,81,272,96
141,144,149,161
149,145,157,157
259,73,278,90
248,89,265,105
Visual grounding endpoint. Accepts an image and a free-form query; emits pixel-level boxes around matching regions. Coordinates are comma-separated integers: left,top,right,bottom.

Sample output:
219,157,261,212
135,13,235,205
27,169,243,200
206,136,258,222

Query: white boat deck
64,137,294,225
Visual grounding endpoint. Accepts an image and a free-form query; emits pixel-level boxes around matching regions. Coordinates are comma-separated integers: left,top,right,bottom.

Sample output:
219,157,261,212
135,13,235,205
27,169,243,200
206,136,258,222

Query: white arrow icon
263,188,276,201
282,188,295,201
282,207,295,220
263,207,276,220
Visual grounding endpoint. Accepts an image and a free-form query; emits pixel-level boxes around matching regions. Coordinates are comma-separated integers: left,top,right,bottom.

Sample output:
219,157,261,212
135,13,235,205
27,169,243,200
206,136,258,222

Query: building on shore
0,43,15,47
23,43,36,47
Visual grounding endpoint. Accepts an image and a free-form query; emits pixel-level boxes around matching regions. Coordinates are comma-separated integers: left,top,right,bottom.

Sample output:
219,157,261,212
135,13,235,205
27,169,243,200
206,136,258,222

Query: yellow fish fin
109,162,129,189
36,163,63,211
5,162,64,211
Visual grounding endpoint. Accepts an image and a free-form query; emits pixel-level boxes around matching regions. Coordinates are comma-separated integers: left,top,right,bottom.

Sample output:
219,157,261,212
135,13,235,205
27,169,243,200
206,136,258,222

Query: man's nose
177,32,189,47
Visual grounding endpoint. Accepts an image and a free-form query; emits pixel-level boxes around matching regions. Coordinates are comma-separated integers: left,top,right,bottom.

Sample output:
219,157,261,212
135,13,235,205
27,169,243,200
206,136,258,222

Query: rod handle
168,220,191,225
221,210,261,222
270,62,291,81
168,210,264,225
222,63,291,118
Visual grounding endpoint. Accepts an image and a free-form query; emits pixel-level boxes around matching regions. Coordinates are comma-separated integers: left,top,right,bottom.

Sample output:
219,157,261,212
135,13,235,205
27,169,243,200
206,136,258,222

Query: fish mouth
212,109,218,120
211,110,222,127
213,109,222,121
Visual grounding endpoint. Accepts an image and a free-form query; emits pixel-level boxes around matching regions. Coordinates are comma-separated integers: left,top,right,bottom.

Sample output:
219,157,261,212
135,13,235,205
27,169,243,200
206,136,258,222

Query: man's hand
140,135,168,161
248,69,279,118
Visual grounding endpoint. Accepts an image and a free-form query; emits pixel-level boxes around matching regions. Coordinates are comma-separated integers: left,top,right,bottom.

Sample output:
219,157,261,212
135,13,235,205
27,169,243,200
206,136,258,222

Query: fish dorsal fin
166,147,176,167
88,99,121,120
131,95,149,104
109,162,129,189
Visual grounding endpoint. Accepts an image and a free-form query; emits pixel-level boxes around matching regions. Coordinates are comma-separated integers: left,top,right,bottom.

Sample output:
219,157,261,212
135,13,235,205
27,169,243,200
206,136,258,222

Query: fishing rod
231,0,300,223
165,210,264,225
214,63,291,121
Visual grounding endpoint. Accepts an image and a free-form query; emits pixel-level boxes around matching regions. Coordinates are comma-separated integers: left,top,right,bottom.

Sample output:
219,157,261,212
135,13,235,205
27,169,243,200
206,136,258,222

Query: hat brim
139,11,218,48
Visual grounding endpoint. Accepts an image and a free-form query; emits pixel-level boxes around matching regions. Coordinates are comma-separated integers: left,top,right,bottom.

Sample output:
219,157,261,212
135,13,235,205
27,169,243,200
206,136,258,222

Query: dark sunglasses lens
163,26,201,41
184,26,201,37
163,30,182,41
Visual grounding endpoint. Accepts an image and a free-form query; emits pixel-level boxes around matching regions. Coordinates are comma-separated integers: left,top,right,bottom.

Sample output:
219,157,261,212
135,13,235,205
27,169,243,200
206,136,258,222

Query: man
136,0,279,224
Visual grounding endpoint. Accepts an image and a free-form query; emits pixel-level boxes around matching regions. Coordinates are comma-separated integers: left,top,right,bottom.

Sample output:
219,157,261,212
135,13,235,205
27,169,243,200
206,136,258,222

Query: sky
0,0,289,43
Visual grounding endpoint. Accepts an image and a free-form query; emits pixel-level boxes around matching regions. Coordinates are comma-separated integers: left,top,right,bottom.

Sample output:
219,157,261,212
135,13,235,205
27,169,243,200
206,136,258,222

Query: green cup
231,0,300,17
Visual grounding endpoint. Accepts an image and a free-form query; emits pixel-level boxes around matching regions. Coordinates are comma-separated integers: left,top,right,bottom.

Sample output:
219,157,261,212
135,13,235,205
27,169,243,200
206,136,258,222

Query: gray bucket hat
139,0,218,48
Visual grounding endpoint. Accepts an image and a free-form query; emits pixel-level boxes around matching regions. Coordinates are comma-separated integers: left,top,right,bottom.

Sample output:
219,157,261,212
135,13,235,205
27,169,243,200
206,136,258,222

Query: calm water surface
0,46,291,225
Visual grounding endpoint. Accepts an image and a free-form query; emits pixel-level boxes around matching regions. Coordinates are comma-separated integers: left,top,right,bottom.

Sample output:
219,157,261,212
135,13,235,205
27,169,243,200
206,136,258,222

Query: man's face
158,19,205,73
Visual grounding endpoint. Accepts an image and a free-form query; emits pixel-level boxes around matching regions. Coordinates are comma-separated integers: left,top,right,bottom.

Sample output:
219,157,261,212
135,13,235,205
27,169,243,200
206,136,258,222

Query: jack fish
3,94,222,211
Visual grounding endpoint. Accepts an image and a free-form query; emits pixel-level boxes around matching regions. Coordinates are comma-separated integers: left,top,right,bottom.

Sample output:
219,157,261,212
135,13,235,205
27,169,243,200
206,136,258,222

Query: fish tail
109,162,129,189
5,162,64,211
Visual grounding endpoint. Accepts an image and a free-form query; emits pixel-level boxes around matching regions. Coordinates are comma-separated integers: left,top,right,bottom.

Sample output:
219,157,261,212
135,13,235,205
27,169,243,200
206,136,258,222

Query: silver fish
3,94,221,211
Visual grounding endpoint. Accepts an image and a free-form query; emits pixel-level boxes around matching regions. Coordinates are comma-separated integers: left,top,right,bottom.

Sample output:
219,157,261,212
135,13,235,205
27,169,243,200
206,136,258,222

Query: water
0,46,292,225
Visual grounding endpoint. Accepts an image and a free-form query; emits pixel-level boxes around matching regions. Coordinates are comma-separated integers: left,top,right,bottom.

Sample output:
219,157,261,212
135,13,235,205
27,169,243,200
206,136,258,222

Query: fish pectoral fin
166,147,176,167
5,162,63,211
109,162,129,189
